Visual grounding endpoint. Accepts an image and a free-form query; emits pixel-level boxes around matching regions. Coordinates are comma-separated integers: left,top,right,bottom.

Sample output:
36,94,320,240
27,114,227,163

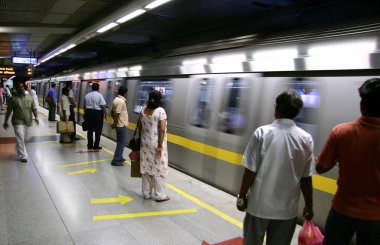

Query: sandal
156,196,170,202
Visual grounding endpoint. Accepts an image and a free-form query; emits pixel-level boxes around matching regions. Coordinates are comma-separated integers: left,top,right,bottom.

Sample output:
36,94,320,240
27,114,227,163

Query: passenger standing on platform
30,85,39,110
138,90,170,202
4,85,11,104
316,78,380,245
236,89,314,245
83,83,107,150
59,87,72,144
66,81,80,141
3,81,39,162
47,83,57,121
110,86,129,166
0,84,4,110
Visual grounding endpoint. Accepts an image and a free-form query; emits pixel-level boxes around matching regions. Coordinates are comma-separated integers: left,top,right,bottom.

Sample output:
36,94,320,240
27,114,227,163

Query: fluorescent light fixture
305,54,370,70
66,44,76,50
308,39,376,56
212,54,246,63
97,22,118,33
180,65,206,74
117,9,146,23
209,63,243,73
107,69,116,73
253,47,297,60
145,0,172,9
117,67,129,71
130,65,142,71
249,59,295,72
182,58,207,66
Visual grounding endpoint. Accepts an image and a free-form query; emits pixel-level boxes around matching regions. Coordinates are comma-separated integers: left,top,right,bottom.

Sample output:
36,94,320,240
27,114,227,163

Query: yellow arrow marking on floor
91,195,134,205
68,168,97,175
167,183,243,229
58,158,112,168
93,208,197,221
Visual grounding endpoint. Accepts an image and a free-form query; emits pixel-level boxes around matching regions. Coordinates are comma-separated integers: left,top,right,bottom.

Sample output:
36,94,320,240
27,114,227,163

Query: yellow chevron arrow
68,168,97,175
91,195,134,205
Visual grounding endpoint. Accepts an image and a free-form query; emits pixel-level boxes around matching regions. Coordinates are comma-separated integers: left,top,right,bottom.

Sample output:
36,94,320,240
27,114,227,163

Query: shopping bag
56,121,75,133
129,151,142,178
298,220,324,245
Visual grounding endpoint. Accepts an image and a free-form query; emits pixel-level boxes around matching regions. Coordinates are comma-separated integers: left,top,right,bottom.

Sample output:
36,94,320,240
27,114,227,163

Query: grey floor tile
8,234,74,245
72,225,139,245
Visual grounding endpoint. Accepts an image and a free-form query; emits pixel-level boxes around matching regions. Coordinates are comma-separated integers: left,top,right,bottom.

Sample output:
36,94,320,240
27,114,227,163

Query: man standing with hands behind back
3,80,39,162
110,86,128,166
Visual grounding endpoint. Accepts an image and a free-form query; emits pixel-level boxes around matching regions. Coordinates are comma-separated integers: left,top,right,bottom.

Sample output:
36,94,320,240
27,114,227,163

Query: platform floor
0,107,301,245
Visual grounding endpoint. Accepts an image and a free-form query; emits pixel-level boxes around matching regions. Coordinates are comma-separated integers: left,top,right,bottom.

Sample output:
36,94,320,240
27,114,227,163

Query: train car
32,21,380,232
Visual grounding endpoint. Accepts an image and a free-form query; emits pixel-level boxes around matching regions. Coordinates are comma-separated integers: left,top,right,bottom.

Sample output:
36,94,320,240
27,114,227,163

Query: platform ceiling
0,0,379,77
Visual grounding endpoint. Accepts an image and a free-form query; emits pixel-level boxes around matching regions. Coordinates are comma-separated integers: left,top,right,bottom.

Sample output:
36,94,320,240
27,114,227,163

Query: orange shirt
317,117,380,220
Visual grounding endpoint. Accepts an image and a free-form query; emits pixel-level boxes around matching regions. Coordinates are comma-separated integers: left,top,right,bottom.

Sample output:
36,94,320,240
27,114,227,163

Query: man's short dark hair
62,87,69,94
275,89,303,119
51,83,56,87
118,86,128,96
92,83,99,91
359,78,380,117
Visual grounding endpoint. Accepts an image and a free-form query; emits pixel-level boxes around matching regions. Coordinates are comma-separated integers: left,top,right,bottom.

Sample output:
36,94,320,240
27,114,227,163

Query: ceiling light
66,44,76,50
145,0,172,9
117,9,146,23
97,22,118,33
182,58,207,65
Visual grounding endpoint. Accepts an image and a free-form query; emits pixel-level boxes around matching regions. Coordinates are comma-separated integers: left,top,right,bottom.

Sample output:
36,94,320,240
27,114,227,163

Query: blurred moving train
31,22,380,231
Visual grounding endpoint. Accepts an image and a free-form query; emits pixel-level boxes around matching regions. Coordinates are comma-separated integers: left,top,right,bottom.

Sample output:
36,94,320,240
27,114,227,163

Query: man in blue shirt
47,83,57,121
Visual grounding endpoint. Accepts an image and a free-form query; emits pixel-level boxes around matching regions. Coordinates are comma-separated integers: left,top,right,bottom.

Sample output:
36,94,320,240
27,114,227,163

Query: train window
105,80,113,106
218,77,249,135
287,79,320,140
134,80,172,115
189,78,214,128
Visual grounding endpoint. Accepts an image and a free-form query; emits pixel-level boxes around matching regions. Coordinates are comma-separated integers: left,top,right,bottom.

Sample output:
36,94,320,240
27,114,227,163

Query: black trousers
85,109,103,148
48,102,56,121
69,105,76,138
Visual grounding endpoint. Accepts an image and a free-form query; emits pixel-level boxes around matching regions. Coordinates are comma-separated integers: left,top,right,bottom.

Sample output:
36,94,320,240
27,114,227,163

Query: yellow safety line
312,175,337,195
93,208,197,221
57,158,112,168
167,183,243,229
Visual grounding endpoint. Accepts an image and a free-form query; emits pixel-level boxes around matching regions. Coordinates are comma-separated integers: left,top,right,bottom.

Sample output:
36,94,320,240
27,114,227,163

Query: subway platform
0,108,302,245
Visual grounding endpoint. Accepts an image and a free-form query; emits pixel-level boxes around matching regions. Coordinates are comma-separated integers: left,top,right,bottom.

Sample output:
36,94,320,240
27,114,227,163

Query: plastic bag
298,220,324,245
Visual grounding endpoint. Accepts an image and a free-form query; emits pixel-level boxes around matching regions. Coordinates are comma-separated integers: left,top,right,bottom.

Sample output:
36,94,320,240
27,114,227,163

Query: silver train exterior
32,22,380,230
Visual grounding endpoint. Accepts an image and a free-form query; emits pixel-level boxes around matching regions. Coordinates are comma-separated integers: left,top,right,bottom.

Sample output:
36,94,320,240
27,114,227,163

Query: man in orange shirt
316,78,380,244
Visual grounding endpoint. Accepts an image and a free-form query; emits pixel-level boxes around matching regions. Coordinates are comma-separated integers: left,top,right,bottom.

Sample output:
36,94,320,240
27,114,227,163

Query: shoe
71,137,80,141
93,146,102,150
111,162,124,166
156,196,170,202
123,158,126,162
87,146,93,150
20,159,27,162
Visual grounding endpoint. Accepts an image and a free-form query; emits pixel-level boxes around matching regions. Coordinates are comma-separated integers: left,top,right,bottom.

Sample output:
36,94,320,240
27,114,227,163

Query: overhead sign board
12,57,38,65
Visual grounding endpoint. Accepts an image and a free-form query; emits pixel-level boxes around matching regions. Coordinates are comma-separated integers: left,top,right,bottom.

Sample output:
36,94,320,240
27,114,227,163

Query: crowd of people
1,77,379,244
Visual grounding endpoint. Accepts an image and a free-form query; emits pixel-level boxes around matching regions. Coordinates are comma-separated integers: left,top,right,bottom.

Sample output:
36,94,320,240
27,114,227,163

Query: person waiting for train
66,81,80,141
59,87,72,144
46,83,57,121
236,89,314,245
83,83,107,150
137,90,170,202
316,78,380,245
110,86,129,166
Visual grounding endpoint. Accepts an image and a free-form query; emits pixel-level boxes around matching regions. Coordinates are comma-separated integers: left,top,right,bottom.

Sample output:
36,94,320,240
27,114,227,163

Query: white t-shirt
30,89,38,110
84,91,106,110
60,95,71,117
242,119,314,219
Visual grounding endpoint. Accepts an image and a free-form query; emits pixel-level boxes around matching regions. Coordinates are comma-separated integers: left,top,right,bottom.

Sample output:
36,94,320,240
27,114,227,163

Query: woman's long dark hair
147,90,162,109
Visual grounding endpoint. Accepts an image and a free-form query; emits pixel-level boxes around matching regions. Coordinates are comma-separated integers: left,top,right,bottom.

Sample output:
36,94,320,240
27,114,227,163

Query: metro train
31,22,380,232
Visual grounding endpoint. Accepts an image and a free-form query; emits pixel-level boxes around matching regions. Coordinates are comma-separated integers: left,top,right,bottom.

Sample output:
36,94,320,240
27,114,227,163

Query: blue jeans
324,208,380,245
112,126,126,163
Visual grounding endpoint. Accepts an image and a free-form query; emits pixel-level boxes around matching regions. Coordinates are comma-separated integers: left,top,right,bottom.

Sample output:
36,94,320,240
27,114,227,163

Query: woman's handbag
128,109,142,151
129,151,141,178
57,121,75,133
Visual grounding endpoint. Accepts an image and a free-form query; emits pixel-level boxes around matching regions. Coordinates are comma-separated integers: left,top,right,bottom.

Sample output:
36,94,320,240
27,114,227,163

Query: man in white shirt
110,86,129,166
237,89,314,245
84,83,107,150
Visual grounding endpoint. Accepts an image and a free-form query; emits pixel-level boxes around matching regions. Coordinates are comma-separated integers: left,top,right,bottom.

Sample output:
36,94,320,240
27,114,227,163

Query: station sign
0,67,15,75
12,57,38,65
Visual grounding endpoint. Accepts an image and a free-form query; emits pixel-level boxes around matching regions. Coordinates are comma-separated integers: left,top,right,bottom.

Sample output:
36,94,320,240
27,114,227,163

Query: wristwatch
236,194,247,210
